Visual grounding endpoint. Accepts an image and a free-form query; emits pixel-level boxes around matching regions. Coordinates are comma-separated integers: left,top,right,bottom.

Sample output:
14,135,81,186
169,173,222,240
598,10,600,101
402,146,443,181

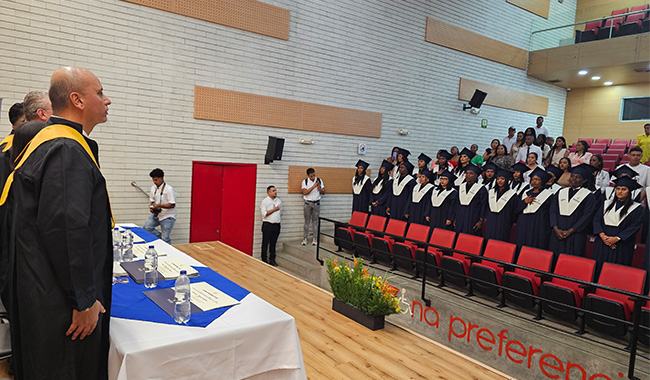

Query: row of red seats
575,5,649,43
334,212,650,345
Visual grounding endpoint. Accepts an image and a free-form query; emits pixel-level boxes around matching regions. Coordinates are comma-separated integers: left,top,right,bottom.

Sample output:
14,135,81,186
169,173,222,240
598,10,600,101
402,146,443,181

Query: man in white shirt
515,132,543,165
301,168,326,245
619,147,650,201
260,185,282,266
502,126,517,152
534,116,550,140
143,168,177,244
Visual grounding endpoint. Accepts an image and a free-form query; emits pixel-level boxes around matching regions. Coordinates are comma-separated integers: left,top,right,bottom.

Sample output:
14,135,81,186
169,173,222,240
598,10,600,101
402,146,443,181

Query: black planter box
332,298,385,330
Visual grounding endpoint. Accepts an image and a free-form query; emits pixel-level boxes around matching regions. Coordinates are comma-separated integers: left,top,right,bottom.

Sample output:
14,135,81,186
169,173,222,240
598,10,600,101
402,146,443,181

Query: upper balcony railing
530,9,649,52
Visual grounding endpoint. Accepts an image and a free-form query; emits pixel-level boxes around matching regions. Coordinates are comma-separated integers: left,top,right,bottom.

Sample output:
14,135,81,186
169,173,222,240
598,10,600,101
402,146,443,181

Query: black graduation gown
370,177,392,216
405,183,434,225
484,188,519,242
388,175,415,220
428,188,457,230
455,183,487,236
548,187,598,258
351,175,372,213
8,117,112,380
515,188,554,249
0,133,14,300
592,200,644,269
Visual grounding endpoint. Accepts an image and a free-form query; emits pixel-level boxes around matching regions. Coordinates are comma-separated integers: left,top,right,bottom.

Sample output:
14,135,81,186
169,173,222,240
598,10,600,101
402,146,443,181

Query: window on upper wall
620,97,650,121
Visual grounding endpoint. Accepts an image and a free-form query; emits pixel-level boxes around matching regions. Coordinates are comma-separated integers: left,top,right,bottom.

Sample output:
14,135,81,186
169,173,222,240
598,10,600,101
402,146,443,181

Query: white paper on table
131,244,168,259
189,282,240,311
158,258,199,279
113,262,127,277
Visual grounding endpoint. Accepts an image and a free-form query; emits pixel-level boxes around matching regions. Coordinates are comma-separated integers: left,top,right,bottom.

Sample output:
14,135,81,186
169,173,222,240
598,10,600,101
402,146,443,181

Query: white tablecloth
108,225,307,380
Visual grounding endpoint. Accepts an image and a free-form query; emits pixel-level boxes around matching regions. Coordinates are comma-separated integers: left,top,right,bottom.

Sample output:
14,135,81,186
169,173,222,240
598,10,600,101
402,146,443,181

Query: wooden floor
176,241,512,380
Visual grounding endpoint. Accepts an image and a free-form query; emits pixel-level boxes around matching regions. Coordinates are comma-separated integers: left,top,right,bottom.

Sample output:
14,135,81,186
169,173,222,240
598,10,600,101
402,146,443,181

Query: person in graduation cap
453,147,475,187
426,171,457,230
432,150,453,186
545,165,564,193
352,160,372,213
605,165,641,202
392,147,411,179
414,153,432,177
478,162,498,190
387,160,416,220
370,160,393,216
516,167,554,249
548,163,599,258
484,169,519,242
405,170,435,224
510,162,531,196
454,164,487,235
523,152,544,183
592,176,644,272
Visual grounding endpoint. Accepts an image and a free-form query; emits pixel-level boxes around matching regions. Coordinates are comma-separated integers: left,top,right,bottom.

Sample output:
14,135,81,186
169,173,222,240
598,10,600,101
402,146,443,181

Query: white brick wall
0,0,573,257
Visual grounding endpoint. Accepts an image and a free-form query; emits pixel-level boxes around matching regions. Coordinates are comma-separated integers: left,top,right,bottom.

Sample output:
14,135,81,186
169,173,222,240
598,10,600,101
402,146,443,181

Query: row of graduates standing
352,147,647,275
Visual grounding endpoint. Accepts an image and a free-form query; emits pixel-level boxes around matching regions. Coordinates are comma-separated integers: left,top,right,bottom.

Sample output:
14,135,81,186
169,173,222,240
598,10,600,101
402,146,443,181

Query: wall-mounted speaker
265,136,285,164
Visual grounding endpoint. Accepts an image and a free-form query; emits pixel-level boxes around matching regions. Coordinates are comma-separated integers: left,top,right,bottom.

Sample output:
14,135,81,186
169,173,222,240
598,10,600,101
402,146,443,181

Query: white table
108,225,307,380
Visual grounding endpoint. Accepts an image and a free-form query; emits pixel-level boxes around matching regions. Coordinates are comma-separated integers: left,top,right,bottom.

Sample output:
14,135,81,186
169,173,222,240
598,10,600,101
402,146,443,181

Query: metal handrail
532,9,649,34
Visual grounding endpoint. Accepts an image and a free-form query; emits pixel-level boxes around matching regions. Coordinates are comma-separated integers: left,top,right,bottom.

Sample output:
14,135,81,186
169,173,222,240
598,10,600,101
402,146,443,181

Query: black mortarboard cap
530,167,551,183
496,168,513,180
421,170,434,182
511,162,531,173
465,164,482,175
398,148,411,158
483,162,498,173
401,160,414,173
459,147,476,160
438,150,452,160
611,165,639,179
355,160,369,170
613,176,642,191
380,159,394,171
545,165,563,179
439,171,457,183
418,153,432,165
569,163,595,180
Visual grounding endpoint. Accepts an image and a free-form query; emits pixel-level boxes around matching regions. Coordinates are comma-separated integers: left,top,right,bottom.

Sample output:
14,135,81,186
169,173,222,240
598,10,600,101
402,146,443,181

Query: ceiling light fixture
578,70,589,75
591,76,601,80
604,81,613,86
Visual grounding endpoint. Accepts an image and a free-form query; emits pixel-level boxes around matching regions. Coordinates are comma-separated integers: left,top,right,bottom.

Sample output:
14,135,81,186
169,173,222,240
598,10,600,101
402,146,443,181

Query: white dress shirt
515,144,543,165
503,135,517,152
534,125,550,138
302,177,325,201
150,182,177,220
260,196,282,223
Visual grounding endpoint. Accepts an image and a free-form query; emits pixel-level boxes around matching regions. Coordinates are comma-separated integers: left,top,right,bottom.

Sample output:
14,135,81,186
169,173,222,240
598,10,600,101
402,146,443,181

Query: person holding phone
301,168,325,245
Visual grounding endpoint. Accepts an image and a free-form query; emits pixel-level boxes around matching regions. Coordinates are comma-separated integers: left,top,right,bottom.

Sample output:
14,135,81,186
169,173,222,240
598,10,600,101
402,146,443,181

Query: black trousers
261,222,281,261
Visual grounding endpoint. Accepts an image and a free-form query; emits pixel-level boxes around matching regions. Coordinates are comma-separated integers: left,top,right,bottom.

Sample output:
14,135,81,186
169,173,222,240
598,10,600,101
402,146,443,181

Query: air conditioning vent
548,79,562,83
634,68,650,73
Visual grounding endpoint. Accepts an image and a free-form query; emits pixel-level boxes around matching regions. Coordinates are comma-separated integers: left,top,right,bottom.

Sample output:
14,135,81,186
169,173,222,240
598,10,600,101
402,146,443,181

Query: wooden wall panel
121,0,290,40
287,166,371,194
458,78,549,116
576,0,642,23
562,83,650,143
425,18,528,70
194,86,383,138
506,0,550,19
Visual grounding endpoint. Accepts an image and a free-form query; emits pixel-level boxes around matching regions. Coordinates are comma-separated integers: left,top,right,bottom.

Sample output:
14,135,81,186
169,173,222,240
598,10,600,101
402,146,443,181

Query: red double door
190,162,257,255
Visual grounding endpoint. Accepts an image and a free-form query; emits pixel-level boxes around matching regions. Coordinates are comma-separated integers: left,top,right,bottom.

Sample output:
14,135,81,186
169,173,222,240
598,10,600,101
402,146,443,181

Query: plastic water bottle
174,270,191,324
122,229,134,262
144,245,158,288
112,228,122,263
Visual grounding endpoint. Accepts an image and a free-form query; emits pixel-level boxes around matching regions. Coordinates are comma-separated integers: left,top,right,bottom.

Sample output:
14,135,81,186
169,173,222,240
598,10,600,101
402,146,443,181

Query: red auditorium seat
503,247,554,309
640,295,650,346
578,138,593,144
631,4,649,13
599,14,625,39
575,21,602,43
602,153,619,161
583,263,646,337
335,211,369,251
539,254,596,322
440,233,483,288
620,155,631,164
613,139,631,147
392,223,430,274
568,146,577,153
602,160,616,173
469,240,517,298
632,244,645,268
633,139,639,145
607,148,626,157
590,148,605,156
590,143,608,151
585,235,597,259
415,228,456,279
594,138,611,146
370,219,407,266
353,215,387,259
618,12,646,36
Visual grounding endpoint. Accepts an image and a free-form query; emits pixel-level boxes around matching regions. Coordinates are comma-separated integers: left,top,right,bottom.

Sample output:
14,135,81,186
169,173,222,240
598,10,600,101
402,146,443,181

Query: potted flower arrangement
325,256,401,330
